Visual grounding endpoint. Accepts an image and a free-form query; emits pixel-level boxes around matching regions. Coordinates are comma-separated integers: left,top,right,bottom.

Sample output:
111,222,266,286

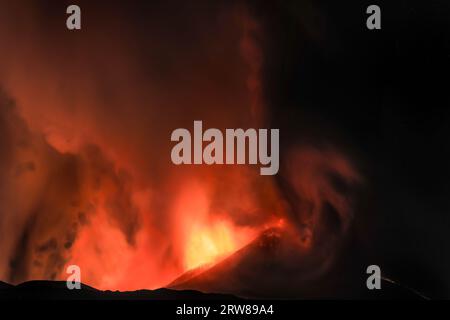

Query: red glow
0,3,361,293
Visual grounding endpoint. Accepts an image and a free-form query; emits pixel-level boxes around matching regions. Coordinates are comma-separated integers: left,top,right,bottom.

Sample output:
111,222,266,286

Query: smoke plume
0,0,362,293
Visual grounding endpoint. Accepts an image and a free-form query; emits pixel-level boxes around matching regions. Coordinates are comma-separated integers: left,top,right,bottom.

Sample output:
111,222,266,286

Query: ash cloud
0,1,276,289
0,93,140,283
0,0,363,292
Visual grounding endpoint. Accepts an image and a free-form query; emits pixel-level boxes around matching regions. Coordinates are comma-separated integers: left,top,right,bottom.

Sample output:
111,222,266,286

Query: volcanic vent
0,1,363,297
168,147,363,298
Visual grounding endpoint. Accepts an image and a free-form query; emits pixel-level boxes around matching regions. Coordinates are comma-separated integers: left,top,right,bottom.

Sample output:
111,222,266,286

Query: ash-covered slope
169,227,339,298
168,228,425,299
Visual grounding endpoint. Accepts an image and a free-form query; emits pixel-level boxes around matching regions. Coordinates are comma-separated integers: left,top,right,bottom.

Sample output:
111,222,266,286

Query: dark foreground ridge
0,280,239,300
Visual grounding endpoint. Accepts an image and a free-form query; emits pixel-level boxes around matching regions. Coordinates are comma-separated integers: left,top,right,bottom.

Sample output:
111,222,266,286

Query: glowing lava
173,180,259,272
185,220,237,270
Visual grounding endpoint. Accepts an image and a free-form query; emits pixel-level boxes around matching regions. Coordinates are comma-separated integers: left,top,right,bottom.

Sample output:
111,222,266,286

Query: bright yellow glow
185,221,236,270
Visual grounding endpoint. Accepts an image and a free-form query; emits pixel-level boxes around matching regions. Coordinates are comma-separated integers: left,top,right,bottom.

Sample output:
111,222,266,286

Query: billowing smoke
0,93,141,285
0,1,362,293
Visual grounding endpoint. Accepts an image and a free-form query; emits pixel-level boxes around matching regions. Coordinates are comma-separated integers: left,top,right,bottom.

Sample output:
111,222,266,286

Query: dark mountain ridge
0,280,238,300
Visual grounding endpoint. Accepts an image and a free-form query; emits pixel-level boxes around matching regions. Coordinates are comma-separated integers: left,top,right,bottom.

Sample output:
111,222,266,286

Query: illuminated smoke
0,1,362,293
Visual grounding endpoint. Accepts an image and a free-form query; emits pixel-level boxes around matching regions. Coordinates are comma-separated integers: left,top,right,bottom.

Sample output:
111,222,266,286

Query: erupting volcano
0,1,363,298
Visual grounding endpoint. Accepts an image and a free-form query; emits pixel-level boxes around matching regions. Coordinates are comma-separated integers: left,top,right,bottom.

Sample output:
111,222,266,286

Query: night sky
258,0,450,297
